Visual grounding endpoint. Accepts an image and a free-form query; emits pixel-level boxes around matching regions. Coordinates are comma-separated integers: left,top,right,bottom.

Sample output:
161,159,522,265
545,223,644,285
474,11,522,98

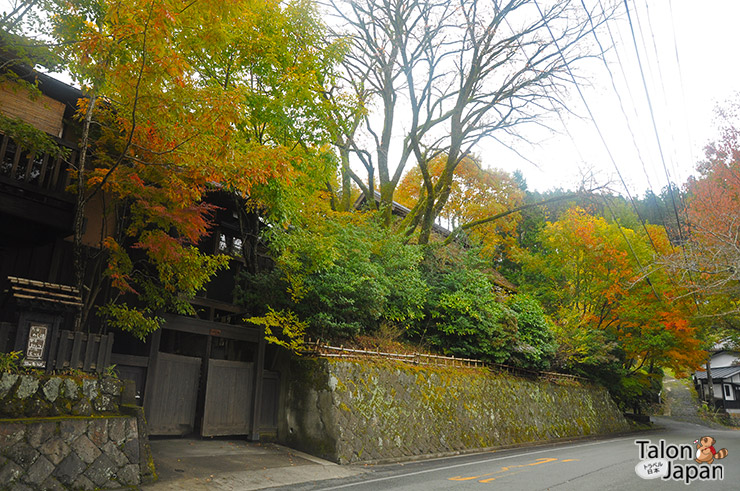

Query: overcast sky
486,0,740,195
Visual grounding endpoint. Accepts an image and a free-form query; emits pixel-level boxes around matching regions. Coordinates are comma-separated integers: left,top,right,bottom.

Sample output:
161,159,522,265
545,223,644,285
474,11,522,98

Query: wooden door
146,352,202,435
201,359,254,436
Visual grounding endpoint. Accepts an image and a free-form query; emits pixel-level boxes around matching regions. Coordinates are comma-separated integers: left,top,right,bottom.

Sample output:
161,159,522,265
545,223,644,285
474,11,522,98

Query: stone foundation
0,372,153,490
0,416,145,490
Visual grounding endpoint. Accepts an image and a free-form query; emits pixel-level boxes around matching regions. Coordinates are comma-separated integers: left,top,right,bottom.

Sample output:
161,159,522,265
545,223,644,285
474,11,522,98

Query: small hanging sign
23,323,49,367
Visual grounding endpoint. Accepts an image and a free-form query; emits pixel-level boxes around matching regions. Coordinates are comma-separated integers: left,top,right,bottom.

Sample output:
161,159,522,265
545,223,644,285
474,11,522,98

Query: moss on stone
284,357,630,464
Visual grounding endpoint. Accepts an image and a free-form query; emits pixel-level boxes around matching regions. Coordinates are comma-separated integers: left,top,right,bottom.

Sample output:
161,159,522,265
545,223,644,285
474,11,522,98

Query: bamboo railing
303,339,587,383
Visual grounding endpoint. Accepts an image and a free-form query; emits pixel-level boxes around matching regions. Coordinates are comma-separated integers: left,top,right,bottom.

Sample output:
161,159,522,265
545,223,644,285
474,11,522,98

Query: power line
601,193,662,302
622,0,686,245
590,0,679,250
583,0,656,197
637,1,684,195
531,0,662,258
623,0,700,313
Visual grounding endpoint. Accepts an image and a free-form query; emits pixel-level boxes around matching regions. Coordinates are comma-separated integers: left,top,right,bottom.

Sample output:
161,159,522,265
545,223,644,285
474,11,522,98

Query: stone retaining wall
0,372,153,490
0,415,149,490
0,373,122,418
281,358,630,464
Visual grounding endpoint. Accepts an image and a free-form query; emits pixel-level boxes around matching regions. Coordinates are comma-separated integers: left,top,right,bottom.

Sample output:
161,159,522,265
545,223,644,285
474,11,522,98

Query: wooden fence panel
201,359,254,437
259,371,280,432
0,322,13,353
146,353,202,436
50,330,114,373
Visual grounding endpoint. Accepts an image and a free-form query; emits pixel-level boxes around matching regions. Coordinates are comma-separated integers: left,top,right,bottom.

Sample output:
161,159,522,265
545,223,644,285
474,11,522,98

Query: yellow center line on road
321,435,636,490
450,457,560,483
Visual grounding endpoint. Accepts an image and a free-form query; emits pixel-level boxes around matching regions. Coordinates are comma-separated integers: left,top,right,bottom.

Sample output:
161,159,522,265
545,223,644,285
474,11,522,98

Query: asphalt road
275,417,740,491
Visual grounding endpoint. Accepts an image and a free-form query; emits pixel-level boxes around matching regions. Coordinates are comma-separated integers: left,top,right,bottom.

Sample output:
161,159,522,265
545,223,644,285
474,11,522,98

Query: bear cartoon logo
694,436,728,464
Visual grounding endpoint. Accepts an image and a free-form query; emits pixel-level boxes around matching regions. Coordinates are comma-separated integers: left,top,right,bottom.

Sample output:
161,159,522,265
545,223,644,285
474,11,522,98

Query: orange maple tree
396,155,524,258
524,207,703,382
39,0,342,336
678,116,740,316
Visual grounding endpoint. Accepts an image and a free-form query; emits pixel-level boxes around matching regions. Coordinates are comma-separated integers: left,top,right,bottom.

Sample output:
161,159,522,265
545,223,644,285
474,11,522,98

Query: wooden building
0,56,280,440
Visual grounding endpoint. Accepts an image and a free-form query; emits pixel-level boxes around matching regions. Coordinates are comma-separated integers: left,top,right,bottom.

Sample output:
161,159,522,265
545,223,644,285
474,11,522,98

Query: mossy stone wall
281,358,629,464
0,372,154,490
0,373,122,418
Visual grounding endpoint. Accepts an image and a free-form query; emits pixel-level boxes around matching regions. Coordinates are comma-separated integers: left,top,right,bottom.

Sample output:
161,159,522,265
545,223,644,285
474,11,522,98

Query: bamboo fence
303,338,587,383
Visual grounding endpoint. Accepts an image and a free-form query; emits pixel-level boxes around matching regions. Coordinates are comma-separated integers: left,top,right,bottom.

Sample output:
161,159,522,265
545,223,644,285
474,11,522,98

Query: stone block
86,453,115,487
101,378,120,396
59,420,87,445
116,464,141,486
72,435,101,465
0,373,19,398
72,399,93,416
14,375,39,400
7,442,39,467
26,422,56,447
40,437,71,466
107,418,127,445
42,378,62,403
0,423,26,448
121,380,137,405
82,379,98,401
24,455,54,485
9,481,33,491
26,396,53,417
62,378,80,400
87,419,108,447
93,394,113,412
40,476,65,491
52,452,86,485
122,438,140,464
0,459,23,485
72,474,95,491
101,441,128,467
125,417,138,440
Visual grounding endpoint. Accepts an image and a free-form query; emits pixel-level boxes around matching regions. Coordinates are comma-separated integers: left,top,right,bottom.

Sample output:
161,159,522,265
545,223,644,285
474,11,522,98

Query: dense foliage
5,0,342,338
2,0,717,412
237,211,556,369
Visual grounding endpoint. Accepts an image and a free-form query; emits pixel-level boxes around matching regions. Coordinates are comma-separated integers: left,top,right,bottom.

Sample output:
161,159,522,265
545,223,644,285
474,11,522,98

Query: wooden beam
143,329,162,423
55,332,69,369
70,331,84,369
250,327,266,441
189,296,244,314
110,353,149,368
162,314,259,342
83,334,96,372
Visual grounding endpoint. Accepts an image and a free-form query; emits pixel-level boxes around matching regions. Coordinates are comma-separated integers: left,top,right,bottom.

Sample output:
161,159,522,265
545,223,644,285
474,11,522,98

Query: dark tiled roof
694,366,740,380
353,190,451,237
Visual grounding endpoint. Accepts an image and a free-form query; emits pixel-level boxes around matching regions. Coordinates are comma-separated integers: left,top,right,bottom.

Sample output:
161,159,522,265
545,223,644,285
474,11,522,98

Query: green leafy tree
241,210,427,340
506,294,557,370
408,248,515,362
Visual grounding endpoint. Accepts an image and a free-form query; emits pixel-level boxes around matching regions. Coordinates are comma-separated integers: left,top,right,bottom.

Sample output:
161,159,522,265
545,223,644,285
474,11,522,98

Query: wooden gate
202,359,254,436
139,316,266,438
145,352,202,435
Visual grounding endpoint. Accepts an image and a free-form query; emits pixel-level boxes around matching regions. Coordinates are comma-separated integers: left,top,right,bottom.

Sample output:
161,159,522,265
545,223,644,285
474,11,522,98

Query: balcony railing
0,131,77,195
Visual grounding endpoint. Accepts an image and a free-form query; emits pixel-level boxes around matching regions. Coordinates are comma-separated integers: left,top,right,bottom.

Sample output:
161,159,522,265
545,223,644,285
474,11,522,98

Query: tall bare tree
325,0,613,242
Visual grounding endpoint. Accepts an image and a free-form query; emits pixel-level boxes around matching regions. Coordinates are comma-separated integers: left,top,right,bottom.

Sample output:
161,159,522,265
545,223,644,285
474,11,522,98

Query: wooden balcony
0,132,77,246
